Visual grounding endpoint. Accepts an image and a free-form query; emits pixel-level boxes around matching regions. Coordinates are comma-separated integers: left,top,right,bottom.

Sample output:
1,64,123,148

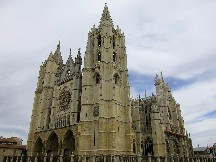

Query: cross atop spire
99,3,113,28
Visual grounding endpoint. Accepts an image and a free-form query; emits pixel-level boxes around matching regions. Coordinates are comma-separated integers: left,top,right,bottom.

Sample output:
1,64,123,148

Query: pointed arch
97,52,101,62
95,72,101,84
34,137,43,156
133,141,136,154
97,35,102,47
112,35,115,49
144,137,154,156
46,132,59,156
168,107,172,120
63,130,75,156
113,52,117,62
113,73,119,85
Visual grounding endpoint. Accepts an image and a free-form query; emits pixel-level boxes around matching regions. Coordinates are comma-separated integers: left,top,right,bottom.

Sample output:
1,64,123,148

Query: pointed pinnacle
156,72,158,78
57,40,60,49
78,48,81,55
69,48,72,56
99,3,113,27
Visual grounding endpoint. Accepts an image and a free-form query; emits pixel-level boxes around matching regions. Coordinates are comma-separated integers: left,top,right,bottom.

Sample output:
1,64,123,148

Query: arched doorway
34,137,43,156
46,132,59,156
144,137,154,156
63,130,75,156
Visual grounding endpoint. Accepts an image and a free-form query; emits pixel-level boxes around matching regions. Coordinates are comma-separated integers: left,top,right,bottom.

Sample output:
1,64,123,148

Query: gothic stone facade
131,73,193,157
27,5,193,157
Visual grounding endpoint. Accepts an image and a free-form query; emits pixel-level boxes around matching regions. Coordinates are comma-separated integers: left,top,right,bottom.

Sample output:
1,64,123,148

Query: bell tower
78,4,133,155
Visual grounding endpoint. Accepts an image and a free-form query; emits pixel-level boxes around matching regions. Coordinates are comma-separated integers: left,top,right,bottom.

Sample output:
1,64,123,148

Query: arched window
144,137,154,155
114,74,119,85
97,52,101,62
113,52,116,62
98,35,101,47
132,139,136,154
96,73,100,84
113,35,115,48
133,142,136,154
168,108,172,120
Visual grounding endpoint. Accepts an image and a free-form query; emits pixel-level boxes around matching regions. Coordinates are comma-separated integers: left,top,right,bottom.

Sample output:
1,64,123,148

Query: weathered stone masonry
27,4,193,158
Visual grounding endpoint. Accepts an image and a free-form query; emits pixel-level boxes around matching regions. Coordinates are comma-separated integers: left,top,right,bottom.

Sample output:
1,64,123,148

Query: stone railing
3,153,216,162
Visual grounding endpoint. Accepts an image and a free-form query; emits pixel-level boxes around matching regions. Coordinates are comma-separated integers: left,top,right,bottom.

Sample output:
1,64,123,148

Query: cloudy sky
0,0,216,148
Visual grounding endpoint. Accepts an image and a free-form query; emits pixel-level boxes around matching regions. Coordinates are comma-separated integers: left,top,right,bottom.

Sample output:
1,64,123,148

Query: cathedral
27,4,193,158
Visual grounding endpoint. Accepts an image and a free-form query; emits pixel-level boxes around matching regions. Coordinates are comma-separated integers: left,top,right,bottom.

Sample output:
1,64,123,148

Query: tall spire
75,48,82,64
98,3,113,28
67,48,74,64
154,72,160,86
54,41,60,54
53,41,63,64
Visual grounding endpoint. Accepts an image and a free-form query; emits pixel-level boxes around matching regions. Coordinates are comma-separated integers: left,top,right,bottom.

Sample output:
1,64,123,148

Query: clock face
59,90,71,111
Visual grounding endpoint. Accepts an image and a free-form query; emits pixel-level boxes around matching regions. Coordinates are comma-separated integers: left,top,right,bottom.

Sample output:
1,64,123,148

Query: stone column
176,155,179,162
81,156,85,162
35,154,38,162
21,154,25,162
27,156,31,162
44,153,47,162
171,155,174,162
147,153,151,162
70,152,74,162
182,156,185,162
104,155,106,162
138,154,142,162
92,153,96,162
112,154,115,162
156,156,161,162
60,153,63,162
115,154,120,162
50,154,53,162
164,156,167,162
16,156,19,162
